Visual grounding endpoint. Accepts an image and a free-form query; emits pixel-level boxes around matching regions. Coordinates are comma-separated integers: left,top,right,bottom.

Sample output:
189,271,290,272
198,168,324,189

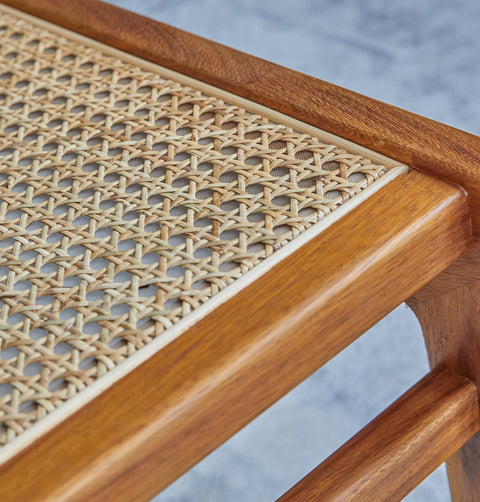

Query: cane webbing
0,5,405,454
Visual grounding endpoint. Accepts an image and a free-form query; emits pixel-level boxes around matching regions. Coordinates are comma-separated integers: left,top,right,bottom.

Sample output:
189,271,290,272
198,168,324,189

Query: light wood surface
277,369,479,502
408,240,480,502
0,171,470,501
3,0,480,232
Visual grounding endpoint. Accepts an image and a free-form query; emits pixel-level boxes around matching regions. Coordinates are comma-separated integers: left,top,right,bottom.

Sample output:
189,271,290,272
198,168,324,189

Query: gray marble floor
102,1,480,500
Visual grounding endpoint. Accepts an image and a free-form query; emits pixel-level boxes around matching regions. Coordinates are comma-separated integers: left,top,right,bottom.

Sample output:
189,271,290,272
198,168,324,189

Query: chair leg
407,240,480,502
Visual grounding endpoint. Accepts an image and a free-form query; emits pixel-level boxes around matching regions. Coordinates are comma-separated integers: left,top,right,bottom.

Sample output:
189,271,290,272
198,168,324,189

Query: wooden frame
1,1,480,501
0,170,471,501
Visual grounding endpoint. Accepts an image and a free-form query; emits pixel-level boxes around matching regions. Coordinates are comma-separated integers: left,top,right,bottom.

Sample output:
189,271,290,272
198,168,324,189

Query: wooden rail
278,369,479,502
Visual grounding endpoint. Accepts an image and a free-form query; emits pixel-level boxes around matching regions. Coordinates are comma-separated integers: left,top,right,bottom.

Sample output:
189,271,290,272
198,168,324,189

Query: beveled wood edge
277,368,479,502
0,171,471,501
2,0,480,231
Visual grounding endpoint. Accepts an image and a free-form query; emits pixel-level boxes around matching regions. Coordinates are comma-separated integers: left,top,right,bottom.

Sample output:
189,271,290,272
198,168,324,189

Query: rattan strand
0,6,404,449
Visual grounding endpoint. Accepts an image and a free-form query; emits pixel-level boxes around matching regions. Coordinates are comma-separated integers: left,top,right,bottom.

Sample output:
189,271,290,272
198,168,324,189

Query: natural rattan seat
0,5,407,454
0,2,480,502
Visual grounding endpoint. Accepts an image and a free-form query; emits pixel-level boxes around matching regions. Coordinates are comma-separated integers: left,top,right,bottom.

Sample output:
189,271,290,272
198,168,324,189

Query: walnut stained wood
0,171,471,502
4,0,480,232
408,240,480,502
277,369,479,502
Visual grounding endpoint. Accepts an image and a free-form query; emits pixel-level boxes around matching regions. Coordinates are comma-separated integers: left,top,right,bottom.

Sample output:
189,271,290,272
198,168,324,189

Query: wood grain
277,369,479,502
0,171,471,501
408,239,480,502
3,0,480,231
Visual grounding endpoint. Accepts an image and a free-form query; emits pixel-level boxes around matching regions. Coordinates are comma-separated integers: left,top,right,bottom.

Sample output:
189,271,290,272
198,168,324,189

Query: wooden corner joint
407,238,480,378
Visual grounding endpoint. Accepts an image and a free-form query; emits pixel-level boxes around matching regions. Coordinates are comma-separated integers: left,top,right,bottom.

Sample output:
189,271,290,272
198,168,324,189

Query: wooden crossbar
278,369,479,502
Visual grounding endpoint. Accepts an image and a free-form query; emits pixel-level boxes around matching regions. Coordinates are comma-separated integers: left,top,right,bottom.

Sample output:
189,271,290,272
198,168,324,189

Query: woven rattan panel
0,5,405,454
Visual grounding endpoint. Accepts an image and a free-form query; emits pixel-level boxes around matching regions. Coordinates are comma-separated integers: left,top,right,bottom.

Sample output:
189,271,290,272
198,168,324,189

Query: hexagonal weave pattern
0,6,404,451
